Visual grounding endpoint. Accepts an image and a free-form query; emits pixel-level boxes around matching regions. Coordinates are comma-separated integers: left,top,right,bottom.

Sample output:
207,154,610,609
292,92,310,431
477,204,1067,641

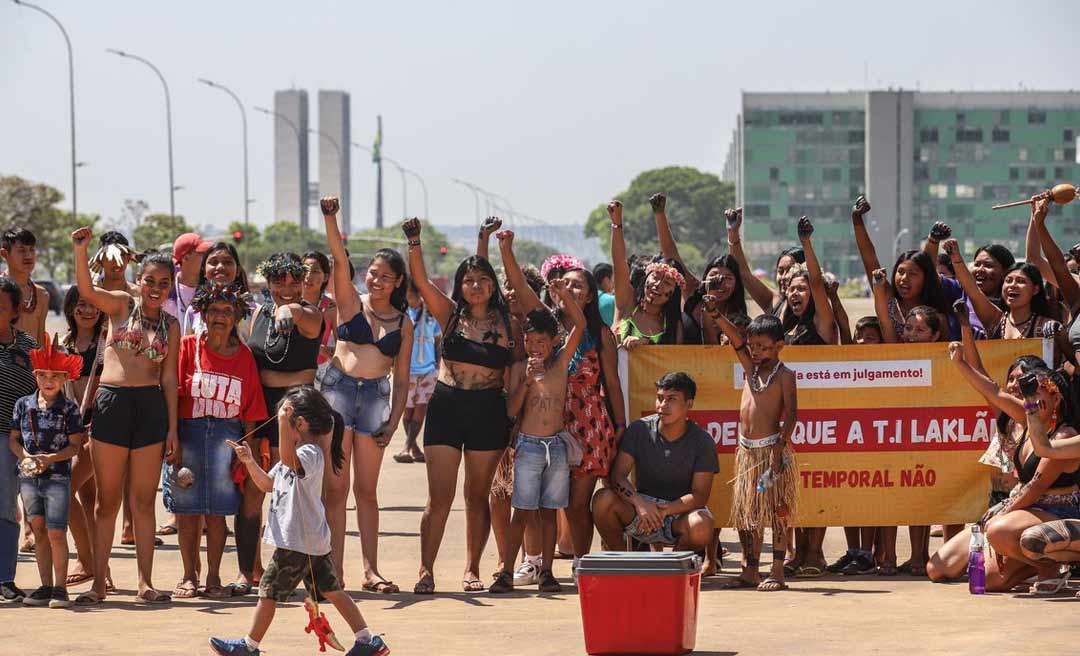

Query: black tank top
785,321,827,346
441,311,513,370
247,301,325,373
1014,432,1080,487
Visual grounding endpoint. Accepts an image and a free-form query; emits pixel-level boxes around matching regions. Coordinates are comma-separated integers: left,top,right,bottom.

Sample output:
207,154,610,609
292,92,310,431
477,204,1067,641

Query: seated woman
166,282,266,599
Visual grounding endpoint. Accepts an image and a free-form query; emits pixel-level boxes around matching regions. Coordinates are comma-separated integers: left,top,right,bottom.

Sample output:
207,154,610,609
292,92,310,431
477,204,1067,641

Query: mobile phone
705,278,722,293
1018,372,1039,397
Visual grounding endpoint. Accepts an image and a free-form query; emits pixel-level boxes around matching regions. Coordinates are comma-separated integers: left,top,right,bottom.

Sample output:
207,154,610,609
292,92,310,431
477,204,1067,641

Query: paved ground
20,303,1079,656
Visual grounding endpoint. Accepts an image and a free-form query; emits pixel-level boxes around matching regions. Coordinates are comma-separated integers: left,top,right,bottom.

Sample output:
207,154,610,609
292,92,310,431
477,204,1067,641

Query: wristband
408,239,421,247
610,223,623,230
727,240,741,246
734,342,748,352
1023,401,1040,412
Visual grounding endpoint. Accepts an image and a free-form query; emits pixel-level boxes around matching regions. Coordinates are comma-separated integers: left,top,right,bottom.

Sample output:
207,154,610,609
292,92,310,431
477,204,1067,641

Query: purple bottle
968,524,986,594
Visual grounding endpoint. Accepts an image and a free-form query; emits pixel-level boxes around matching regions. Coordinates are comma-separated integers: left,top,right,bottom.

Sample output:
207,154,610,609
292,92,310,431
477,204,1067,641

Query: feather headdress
29,333,83,380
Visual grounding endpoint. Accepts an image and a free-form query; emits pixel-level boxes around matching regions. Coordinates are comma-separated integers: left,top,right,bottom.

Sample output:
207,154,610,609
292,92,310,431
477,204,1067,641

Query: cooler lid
576,551,701,575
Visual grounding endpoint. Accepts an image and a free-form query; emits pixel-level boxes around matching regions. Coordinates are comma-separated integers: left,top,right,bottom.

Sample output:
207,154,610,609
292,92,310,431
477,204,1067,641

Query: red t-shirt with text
178,334,268,422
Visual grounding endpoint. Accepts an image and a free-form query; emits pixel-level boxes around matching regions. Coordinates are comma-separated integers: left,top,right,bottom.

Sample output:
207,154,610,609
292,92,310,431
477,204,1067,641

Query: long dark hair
892,250,949,315
138,251,175,285
780,268,816,334
302,250,331,296
629,255,683,344
542,267,606,355
281,386,345,474
0,276,21,325
996,355,1047,435
62,285,105,349
685,254,748,318
1004,262,1054,320
372,248,408,313
449,255,510,325
199,242,250,292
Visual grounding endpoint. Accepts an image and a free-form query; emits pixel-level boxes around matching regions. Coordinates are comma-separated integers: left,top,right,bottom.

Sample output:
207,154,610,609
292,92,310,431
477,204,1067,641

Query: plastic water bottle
756,469,774,494
968,524,986,594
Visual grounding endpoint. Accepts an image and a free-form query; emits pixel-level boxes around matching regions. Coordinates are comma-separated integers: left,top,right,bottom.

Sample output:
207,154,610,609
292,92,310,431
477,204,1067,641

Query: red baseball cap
173,233,211,264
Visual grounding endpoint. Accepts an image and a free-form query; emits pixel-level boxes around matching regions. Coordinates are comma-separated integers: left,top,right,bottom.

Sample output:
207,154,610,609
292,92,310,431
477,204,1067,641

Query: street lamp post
254,105,304,224
107,48,175,219
451,178,483,226
893,228,910,259
384,156,408,219
15,0,77,221
405,168,429,219
198,78,249,222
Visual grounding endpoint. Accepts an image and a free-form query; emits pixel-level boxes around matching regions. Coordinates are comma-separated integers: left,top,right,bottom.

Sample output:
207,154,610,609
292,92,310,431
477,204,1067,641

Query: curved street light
404,168,429,219
451,178,483,226
198,78,249,222
106,48,175,219
15,0,78,220
383,156,408,219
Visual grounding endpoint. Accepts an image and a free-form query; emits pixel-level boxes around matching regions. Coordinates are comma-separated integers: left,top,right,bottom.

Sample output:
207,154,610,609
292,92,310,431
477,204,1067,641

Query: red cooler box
577,551,701,655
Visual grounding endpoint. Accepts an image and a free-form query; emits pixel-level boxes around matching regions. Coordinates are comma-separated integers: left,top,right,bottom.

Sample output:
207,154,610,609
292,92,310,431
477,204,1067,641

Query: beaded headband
191,282,252,318
29,333,83,380
645,262,685,288
540,254,585,281
255,256,308,281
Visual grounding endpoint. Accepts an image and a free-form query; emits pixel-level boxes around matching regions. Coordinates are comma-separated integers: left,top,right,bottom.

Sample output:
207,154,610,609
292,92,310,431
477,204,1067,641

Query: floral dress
565,333,617,479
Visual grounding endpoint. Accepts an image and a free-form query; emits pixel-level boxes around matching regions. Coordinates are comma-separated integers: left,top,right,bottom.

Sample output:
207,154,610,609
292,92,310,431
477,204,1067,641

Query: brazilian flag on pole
372,116,382,163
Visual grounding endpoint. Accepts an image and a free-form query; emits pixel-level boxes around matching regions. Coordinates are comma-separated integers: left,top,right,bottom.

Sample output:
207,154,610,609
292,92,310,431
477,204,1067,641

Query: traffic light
232,230,244,244
439,245,448,255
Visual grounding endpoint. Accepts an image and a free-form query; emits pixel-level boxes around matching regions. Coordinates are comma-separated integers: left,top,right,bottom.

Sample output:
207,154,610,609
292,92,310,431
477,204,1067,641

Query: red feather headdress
29,333,84,380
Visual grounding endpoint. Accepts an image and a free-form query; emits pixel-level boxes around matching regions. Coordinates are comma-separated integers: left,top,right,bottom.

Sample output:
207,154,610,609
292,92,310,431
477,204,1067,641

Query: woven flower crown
540,254,585,281
645,261,685,288
29,333,83,380
191,282,252,318
255,255,308,280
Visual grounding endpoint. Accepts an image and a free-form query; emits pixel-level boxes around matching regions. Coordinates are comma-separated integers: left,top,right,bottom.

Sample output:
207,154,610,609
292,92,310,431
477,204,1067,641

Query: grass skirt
729,442,799,531
491,448,514,499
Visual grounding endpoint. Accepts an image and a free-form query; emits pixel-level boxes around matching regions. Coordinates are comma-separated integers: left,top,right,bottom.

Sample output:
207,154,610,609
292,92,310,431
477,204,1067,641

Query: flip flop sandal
1030,576,1070,595
156,524,178,536
462,579,485,592
413,575,435,595
172,581,200,599
414,453,426,463
795,565,825,578
782,560,800,577
66,572,94,586
757,577,789,591
204,585,232,599
392,453,414,464
362,579,399,594
75,591,105,605
230,581,253,596
877,564,899,577
720,577,758,589
137,589,172,604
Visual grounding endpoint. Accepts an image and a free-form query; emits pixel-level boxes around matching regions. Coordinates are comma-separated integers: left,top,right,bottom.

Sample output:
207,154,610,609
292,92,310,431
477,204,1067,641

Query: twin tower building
272,89,352,232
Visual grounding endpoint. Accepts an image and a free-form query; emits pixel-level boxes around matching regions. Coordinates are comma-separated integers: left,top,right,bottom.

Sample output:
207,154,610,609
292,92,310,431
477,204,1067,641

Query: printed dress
565,335,616,479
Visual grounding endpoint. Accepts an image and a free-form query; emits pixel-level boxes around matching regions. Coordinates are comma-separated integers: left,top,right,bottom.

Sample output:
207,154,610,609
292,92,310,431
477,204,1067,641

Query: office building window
1009,167,1020,180
920,128,939,143
832,111,851,126
929,184,949,199
1055,167,1067,179
992,128,1010,143
1028,167,1047,180
956,128,983,143
955,184,976,199
1028,110,1047,124
1067,148,1077,163
823,168,842,183
745,204,769,217
915,165,930,182
947,205,975,219
847,130,864,143
849,167,864,182
998,110,1010,124
779,112,824,125
956,113,966,124
769,167,780,181
771,221,789,236
940,167,958,182
1053,148,1066,162
1065,129,1075,143
1018,147,1028,162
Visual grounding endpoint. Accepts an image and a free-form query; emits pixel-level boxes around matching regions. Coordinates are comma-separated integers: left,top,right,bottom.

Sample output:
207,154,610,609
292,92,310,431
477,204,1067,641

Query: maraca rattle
176,466,195,489
992,183,1077,210
19,457,45,477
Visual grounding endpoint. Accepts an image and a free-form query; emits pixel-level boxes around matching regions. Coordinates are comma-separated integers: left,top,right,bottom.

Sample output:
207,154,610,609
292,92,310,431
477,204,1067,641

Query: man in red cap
166,233,211,324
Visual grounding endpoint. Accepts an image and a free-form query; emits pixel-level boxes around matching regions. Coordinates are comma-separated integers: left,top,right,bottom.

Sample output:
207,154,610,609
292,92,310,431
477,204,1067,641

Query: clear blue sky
3,0,1078,230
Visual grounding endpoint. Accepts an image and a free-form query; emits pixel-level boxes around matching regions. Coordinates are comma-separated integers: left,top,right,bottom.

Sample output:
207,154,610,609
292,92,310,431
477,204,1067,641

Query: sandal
414,452,425,463
462,577,485,592
66,571,94,586
720,576,758,589
795,564,825,578
137,588,172,604
1030,576,1070,596
782,559,801,577
362,579,399,594
156,524,178,536
172,580,199,599
75,590,105,605
758,577,788,591
204,584,232,599
230,579,253,596
877,564,899,577
413,574,435,595
489,571,513,594
392,452,414,464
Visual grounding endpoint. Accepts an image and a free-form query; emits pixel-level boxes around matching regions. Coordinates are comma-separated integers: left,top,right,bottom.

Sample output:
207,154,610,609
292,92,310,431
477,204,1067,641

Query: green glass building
724,91,1080,277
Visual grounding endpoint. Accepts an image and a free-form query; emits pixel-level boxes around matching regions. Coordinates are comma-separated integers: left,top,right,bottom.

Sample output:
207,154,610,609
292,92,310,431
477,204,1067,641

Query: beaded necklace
749,361,783,394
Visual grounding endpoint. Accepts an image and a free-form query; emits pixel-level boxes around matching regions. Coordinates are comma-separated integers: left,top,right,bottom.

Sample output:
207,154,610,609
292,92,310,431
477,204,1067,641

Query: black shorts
423,381,509,451
257,386,290,448
92,385,168,449
259,548,341,602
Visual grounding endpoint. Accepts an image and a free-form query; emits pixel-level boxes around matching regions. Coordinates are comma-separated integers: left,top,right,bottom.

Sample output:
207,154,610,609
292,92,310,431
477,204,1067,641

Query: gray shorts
623,494,678,545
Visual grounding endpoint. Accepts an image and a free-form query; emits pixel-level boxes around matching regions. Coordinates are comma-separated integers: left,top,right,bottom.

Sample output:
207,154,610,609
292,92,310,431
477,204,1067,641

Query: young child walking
710,310,799,591
490,279,585,594
9,334,87,608
210,386,389,656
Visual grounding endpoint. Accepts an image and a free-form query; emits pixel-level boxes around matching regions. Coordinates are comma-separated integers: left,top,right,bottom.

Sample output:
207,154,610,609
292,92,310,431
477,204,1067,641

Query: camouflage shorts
259,548,341,602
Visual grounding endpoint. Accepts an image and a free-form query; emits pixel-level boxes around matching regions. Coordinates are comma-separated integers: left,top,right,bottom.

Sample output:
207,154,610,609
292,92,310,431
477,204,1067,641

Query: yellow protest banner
624,339,1047,527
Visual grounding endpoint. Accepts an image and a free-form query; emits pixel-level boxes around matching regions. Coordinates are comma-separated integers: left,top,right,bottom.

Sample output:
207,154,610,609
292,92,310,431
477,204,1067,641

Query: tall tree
584,166,734,274
133,213,192,251
0,175,99,280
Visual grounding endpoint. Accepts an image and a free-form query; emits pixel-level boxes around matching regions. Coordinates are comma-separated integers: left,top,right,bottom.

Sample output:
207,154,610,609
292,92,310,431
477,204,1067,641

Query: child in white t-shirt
209,386,389,656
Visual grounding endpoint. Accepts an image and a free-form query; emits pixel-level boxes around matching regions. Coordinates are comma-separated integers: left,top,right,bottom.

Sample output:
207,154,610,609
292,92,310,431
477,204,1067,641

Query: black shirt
619,414,719,502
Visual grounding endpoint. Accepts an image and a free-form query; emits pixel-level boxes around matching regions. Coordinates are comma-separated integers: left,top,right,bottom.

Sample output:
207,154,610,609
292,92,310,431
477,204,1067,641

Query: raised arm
923,221,951,260
401,218,454,329
551,279,586,370
942,239,1003,329
726,207,778,313
826,273,852,344
951,299,987,375
946,341,1025,424
871,269,899,343
608,201,635,324
1024,377,1080,458
321,196,360,309
476,216,501,260
797,217,837,344
707,300,754,373
1033,196,1080,313
850,196,884,285
496,230,544,314
1025,207,1056,288
651,193,698,291
71,227,127,315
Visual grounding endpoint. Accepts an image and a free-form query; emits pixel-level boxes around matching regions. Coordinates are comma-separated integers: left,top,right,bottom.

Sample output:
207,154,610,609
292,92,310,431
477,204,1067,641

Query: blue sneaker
347,635,390,656
208,637,259,655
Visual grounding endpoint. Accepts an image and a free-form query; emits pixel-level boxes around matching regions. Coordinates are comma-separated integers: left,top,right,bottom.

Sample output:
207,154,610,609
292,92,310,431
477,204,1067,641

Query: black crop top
337,304,404,357
1014,432,1080,488
441,312,513,370
247,301,325,373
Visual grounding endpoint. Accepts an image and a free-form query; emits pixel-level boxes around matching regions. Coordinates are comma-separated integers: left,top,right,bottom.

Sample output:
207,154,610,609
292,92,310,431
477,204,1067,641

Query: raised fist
797,216,814,239
649,193,667,212
548,277,569,298
607,200,623,225
871,268,888,288
852,196,871,220
952,298,970,325
724,207,743,230
401,218,422,239
929,221,952,242
1041,320,1063,339
71,227,94,249
480,216,502,237
495,230,514,246
1033,196,1050,223
823,272,839,295
320,196,340,216
942,238,959,259
947,341,963,363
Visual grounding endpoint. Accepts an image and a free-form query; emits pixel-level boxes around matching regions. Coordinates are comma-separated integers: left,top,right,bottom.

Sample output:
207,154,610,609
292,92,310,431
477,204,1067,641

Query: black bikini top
1014,431,1079,488
336,303,404,358
441,311,513,370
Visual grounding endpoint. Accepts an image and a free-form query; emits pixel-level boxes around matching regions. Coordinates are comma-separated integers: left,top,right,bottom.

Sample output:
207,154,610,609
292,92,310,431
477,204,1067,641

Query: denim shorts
316,363,391,434
623,493,680,546
163,418,243,516
511,432,570,510
19,477,71,530
1030,493,1080,521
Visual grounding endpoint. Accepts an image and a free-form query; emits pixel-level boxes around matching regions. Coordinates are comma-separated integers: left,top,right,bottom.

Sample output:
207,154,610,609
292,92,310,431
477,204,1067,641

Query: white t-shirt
263,443,331,555
165,282,198,323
